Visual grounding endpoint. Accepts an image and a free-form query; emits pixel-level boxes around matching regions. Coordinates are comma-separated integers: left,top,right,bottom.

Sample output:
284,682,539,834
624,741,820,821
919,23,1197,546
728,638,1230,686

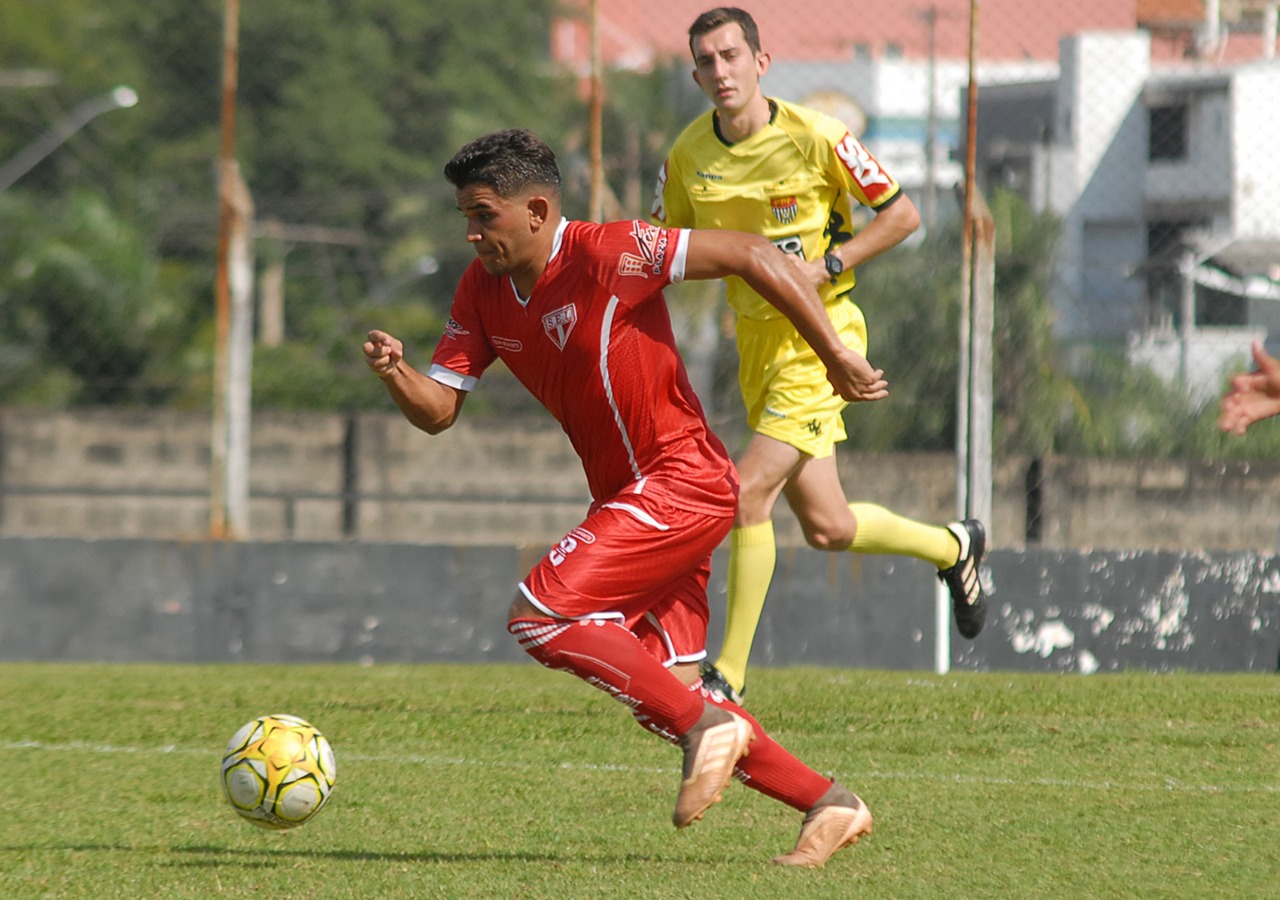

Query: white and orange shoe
772,783,872,868
672,709,754,828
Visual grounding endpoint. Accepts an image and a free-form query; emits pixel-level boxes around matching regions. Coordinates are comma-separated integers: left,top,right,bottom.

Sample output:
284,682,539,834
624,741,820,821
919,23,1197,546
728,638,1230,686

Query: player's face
691,23,767,115
455,185,535,277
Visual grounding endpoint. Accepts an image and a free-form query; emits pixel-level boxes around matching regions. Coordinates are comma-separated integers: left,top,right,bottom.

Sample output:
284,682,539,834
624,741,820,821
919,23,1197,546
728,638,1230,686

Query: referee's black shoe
939,519,987,639
698,661,745,706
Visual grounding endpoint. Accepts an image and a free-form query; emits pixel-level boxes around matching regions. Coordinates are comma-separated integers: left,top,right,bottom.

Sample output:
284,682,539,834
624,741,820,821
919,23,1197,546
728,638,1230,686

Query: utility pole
588,0,605,223
211,0,252,540
941,0,994,675
922,4,939,230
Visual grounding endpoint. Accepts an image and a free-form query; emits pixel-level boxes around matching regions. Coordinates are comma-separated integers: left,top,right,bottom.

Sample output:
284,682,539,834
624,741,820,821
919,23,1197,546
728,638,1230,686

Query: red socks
699,687,834,812
509,615,833,814
510,617,704,740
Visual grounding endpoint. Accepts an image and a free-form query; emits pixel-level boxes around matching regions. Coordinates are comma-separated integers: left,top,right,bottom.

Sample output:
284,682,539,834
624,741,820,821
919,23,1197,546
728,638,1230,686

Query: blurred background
3,0,1280,548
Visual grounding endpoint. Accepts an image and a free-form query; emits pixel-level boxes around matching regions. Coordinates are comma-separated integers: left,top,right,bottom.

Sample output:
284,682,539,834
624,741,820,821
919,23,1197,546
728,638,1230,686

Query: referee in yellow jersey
652,7,987,704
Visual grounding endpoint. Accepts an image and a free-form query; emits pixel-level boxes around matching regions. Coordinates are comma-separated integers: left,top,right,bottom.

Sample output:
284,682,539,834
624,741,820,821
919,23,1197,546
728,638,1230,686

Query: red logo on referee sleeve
835,134,892,195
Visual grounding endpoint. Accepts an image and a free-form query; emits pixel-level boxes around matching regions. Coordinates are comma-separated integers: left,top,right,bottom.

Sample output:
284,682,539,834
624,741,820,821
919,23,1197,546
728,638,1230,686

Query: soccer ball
220,713,337,829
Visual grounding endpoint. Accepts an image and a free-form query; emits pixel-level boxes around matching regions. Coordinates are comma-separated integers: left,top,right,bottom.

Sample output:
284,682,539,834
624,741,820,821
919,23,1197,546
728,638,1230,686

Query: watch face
825,254,843,277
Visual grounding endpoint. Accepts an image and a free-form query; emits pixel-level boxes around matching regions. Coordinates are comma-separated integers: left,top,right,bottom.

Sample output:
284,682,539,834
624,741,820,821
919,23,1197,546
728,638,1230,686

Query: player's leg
650,578,866,850
710,305,853,700
783,457,952,561
692,679,872,867
506,497,753,827
781,459,987,637
707,432,803,701
637,525,869,860
508,593,706,735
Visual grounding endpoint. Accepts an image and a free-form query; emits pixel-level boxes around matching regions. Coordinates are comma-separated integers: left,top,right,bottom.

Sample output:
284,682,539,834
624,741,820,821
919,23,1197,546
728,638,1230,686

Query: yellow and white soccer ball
220,713,336,829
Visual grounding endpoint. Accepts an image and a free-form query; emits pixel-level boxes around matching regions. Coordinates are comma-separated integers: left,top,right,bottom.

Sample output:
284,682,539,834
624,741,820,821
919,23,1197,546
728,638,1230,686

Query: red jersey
429,218,737,514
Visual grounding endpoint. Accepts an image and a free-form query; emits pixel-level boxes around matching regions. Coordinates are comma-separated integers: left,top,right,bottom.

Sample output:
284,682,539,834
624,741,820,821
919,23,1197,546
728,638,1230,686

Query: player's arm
794,193,920,293
813,127,922,287
827,191,920,274
363,329,466,434
681,230,888,403
1219,339,1280,435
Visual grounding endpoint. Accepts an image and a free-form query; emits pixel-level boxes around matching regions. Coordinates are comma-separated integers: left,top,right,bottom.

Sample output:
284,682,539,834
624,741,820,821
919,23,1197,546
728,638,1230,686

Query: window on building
1144,219,1243,328
1198,286,1245,327
851,42,871,60
1145,220,1192,328
1148,104,1189,161
884,42,903,59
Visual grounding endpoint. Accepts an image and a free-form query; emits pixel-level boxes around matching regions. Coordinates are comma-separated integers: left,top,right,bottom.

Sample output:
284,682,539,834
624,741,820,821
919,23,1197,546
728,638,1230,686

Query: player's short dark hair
688,7,761,57
443,129,562,198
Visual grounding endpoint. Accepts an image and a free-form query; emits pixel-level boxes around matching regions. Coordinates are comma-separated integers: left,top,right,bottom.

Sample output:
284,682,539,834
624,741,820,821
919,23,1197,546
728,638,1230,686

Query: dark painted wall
2,538,1277,673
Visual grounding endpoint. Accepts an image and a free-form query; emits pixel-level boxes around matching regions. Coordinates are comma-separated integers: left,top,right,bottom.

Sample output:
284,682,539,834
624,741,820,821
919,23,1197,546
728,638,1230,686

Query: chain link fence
2,1,1279,546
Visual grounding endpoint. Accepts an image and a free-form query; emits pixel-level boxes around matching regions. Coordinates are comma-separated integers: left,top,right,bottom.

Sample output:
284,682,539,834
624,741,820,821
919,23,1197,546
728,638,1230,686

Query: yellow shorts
736,298,868,459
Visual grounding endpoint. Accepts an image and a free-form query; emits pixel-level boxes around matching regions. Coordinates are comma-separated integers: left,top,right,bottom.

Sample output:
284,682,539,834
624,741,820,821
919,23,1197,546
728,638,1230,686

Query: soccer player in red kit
364,128,885,867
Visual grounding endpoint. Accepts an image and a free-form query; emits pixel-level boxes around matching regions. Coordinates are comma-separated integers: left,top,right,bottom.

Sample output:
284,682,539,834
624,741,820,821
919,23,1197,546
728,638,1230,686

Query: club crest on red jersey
443,317,470,340
770,195,799,224
619,220,669,278
542,304,578,350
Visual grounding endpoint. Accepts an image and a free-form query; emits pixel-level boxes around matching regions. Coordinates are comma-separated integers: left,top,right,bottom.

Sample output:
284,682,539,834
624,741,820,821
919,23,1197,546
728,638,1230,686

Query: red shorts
519,490,733,667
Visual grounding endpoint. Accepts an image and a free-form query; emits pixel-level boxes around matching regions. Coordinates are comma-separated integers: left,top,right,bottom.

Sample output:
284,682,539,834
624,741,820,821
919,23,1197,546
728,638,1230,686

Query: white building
972,32,1280,399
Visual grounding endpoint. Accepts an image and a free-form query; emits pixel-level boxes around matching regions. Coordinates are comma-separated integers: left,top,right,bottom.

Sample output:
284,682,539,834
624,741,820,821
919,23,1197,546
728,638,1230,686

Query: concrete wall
5,407,1280,552
6,408,1280,552
2,537,1276,673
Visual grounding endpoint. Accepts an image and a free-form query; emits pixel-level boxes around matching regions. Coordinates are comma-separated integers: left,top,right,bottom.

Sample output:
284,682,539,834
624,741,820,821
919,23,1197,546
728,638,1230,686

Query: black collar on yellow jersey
712,99,778,147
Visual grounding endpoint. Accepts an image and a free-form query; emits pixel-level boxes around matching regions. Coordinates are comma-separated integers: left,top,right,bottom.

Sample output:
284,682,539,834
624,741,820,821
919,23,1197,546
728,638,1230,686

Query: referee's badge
770,195,799,224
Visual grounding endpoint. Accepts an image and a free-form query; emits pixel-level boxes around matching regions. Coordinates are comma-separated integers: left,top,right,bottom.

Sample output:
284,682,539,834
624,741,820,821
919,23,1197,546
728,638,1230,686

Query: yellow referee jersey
652,97,901,321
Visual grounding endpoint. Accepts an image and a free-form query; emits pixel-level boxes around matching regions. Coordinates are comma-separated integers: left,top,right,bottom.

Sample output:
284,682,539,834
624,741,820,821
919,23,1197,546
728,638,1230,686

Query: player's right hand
823,346,888,403
364,329,404,377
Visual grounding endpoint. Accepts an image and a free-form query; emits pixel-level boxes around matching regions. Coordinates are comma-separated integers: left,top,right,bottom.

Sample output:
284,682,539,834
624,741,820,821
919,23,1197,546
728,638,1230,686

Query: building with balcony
970,30,1280,398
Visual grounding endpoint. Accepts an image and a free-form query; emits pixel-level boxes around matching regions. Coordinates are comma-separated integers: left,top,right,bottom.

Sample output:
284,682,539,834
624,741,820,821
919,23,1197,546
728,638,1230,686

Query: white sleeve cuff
427,364,477,392
668,228,690,284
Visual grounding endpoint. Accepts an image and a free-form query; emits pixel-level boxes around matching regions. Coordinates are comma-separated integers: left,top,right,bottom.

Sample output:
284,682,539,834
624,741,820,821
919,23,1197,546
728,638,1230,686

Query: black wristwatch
823,252,844,283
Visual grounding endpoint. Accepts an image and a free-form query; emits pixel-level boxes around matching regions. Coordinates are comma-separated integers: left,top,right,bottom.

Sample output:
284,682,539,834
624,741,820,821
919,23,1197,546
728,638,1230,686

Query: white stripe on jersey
601,500,671,531
598,295,644,485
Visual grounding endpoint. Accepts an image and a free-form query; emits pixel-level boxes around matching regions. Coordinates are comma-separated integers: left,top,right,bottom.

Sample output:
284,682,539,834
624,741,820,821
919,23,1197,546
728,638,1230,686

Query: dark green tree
0,0,578,409
0,189,196,404
851,189,1069,454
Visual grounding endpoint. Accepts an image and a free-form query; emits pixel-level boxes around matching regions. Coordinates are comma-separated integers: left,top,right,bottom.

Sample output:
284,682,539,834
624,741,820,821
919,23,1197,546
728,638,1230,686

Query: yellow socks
848,503,959,569
713,508,957,692
714,521,776,693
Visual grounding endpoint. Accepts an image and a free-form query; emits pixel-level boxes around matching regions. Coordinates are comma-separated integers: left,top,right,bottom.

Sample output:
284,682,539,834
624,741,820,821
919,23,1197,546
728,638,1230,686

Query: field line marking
4,738,1279,796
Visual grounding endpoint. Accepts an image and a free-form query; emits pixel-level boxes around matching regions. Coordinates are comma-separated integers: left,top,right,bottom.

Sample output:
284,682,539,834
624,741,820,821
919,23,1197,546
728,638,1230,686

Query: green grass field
1,663,1276,898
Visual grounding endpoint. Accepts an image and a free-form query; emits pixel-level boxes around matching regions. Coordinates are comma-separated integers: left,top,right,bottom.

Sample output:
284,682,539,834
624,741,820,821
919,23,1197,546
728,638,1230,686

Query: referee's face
691,22,767,116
